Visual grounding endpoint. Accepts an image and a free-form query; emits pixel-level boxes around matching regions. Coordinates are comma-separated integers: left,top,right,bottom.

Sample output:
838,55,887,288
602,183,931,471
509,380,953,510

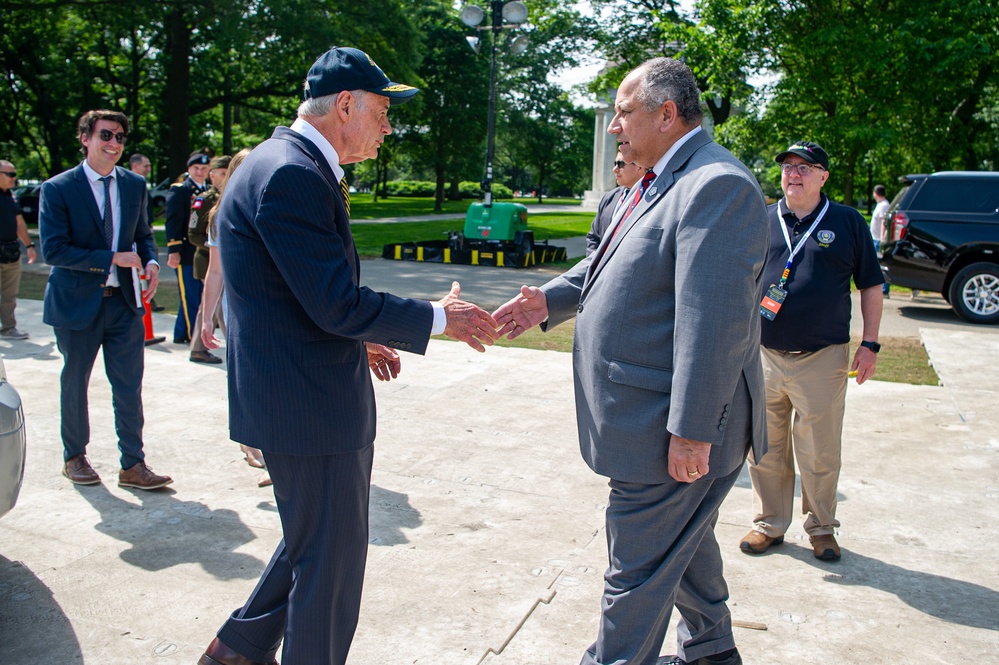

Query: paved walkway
2,239,997,663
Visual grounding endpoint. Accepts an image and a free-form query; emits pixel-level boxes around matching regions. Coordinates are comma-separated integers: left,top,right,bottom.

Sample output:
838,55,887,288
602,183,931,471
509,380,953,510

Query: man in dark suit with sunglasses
586,150,648,255
39,109,173,491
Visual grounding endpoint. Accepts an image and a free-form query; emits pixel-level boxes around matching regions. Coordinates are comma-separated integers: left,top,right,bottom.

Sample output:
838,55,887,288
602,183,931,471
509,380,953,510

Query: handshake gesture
437,281,501,352
367,282,548,382
439,281,550,349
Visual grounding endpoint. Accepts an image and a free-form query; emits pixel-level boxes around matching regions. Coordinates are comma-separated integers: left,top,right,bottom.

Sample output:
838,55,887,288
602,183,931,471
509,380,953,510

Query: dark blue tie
99,175,114,249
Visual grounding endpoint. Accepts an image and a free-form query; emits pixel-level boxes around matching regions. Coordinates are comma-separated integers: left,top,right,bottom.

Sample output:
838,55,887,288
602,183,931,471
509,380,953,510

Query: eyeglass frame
613,160,636,169
95,129,128,144
780,162,824,176
0,171,15,178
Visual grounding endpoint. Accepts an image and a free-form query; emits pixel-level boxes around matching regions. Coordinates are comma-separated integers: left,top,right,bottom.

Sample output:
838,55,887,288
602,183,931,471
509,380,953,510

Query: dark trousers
581,460,746,665
217,445,373,665
173,263,203,342
54,292,145,469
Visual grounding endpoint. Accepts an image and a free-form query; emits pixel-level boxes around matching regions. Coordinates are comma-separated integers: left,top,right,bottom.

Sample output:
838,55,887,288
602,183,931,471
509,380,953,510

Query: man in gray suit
494,58,770,665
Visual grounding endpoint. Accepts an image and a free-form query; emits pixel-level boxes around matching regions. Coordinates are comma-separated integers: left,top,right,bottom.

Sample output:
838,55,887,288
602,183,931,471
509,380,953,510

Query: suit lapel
73,164,105,237
114,166,134,251
586,132,713,287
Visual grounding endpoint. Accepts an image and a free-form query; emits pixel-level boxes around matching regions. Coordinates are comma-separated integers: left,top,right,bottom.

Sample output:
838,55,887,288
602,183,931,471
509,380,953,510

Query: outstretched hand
439,281,500,353
493,285,549,340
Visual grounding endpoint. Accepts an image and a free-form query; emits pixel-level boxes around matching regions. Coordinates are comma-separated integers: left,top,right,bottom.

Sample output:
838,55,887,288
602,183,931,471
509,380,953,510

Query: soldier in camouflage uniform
188,154,229,363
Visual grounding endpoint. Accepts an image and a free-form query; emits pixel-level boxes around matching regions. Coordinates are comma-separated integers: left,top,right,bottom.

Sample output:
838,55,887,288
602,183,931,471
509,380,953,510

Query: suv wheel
949,262,999,324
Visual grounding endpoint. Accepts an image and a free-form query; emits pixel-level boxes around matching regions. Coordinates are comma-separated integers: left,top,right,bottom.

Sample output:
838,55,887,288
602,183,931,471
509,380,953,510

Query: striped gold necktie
340,177,350,218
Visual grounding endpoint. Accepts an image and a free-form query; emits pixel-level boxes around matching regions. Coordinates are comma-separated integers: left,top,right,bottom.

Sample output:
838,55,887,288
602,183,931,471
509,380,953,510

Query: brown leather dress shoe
739,529,784,554
810,533,841,561
118,462,173,490
198,637,278,665
190,349,223,364
63,455,101,485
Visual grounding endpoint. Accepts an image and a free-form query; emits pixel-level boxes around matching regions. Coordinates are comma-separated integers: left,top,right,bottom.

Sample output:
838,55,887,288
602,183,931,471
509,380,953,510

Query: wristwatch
860,340,881,353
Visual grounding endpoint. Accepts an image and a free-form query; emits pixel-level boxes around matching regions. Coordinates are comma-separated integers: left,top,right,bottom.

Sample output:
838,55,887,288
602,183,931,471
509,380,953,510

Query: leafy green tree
699,0,998,204
405,2,490,212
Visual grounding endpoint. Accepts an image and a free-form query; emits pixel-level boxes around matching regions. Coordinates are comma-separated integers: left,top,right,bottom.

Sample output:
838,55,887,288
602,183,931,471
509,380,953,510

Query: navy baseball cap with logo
775,141,829,170
303,46,419,105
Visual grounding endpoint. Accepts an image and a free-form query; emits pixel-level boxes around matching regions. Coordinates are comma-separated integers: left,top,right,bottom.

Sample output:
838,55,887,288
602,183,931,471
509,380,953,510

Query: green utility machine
382,202,566,268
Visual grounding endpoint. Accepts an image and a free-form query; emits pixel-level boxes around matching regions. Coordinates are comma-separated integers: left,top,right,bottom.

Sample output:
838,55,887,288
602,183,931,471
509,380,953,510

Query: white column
582,102,617,210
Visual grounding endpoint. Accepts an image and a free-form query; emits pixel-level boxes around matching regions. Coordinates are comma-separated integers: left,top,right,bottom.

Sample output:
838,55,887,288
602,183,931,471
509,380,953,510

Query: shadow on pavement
75,484,264,580
368,485,422,546
779,542,999,631
0,554,82,664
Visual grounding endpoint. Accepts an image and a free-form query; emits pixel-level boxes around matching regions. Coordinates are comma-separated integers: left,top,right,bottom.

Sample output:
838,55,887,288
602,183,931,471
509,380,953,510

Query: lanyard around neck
776,198,829,289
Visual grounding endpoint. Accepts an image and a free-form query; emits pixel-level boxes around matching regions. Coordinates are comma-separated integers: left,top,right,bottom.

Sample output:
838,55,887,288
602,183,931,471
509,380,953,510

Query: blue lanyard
776,198,829,289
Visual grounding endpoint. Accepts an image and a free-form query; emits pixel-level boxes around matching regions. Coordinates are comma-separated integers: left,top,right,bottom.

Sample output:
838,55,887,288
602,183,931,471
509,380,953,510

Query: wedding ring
687,471,699,477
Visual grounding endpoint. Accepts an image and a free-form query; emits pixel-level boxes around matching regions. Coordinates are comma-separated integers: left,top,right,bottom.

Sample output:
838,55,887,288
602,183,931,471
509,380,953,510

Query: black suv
880,171,999,324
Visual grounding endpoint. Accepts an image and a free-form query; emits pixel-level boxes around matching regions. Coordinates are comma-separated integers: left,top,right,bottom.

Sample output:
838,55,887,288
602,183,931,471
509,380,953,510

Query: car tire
948,262,999,324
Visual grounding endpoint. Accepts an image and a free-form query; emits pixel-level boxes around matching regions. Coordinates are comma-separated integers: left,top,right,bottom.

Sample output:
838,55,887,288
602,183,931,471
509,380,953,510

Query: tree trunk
163,8,192,179
842,146,860,207
434,165,445,213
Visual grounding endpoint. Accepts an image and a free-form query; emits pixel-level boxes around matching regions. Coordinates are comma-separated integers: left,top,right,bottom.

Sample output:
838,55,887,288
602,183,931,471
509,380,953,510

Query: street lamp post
461,1,528,207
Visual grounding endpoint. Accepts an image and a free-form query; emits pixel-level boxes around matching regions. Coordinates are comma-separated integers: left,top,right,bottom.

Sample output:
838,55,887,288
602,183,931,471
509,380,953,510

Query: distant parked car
13,182,41,225
148,178,172,214
880,171,999,324
0,356,26,519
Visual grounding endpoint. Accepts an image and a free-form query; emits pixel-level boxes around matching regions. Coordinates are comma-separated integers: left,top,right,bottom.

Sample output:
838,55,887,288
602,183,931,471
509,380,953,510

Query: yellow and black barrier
382,237,566,269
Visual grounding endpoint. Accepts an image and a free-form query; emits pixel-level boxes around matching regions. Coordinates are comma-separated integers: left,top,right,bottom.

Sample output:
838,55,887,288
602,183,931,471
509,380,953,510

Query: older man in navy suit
39,109,172,491
198,48,499,665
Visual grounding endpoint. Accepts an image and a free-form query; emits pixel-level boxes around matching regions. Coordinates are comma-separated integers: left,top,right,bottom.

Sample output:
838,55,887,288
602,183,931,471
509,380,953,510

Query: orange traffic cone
141,277,166,346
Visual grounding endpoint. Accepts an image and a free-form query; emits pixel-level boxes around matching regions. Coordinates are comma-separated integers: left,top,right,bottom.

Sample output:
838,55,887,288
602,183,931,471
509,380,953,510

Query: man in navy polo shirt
741,141,884,561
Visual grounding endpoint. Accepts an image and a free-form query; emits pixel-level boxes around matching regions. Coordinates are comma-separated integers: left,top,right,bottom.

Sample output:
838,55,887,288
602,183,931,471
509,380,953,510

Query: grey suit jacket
542,132,770,484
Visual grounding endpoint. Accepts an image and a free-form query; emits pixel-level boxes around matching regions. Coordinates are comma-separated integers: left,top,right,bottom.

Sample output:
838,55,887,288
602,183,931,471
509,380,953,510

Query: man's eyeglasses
613,160,634,169
0,171,15,178
780,162,822,176
96,129,128,144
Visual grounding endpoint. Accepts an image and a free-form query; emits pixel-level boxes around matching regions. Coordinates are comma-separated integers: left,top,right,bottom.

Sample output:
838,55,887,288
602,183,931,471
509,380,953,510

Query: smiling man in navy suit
197,47,499,665
39,109,172,491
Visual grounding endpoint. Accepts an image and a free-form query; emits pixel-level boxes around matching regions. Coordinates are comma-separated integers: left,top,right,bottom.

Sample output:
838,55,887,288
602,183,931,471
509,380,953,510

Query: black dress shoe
199,637,278,665
173,337,190,344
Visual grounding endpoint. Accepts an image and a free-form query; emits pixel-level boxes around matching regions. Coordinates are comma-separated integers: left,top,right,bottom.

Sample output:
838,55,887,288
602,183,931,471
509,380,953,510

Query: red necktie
592,170,657,268
612,170,656,240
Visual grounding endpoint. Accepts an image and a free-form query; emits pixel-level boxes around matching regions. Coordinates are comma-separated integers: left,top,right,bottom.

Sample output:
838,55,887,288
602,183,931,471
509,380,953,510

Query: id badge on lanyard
760,199,830,321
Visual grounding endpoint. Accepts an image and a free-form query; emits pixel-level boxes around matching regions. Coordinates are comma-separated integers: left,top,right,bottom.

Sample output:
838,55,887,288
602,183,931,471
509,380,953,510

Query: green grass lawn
348,195,581,219
349,211,594,257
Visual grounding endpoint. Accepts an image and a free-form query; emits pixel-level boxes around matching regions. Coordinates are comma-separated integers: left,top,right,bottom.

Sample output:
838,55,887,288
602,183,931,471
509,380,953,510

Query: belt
765,347,808,355
102,286,121,298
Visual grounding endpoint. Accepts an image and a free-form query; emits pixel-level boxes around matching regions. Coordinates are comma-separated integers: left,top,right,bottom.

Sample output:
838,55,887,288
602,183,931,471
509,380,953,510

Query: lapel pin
646,187,658,198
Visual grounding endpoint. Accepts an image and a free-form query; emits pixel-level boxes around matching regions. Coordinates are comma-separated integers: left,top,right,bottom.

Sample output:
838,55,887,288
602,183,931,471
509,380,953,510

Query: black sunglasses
0,171,15,178
96,129,128,144
613,160,634,169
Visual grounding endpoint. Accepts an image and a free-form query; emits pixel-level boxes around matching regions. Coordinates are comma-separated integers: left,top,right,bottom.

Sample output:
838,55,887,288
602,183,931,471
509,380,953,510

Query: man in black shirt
0,160,38,339
741,141,883,562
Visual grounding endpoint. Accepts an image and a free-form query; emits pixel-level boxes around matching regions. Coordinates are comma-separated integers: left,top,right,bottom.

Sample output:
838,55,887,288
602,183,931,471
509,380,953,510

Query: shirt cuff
431,302,446,335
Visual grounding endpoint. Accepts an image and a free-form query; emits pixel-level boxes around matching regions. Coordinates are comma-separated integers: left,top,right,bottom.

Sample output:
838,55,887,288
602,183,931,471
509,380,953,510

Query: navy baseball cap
303,47,419,105
775,141,829,170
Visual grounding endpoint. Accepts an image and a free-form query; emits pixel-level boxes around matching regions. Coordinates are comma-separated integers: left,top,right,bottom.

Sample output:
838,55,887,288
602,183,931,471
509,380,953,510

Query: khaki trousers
0,259,22,332
749,344,848,537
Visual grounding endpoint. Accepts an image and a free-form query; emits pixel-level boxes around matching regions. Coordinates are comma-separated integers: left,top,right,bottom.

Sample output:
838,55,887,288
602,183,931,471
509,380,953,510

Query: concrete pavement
0,257,997,663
